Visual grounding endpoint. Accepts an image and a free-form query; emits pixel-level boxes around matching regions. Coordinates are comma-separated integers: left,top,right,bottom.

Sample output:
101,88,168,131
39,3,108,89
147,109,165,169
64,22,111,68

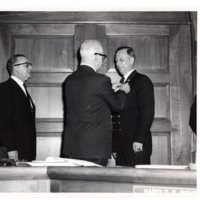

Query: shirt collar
80,62,96,72
11,75,24,86
123,69,135,82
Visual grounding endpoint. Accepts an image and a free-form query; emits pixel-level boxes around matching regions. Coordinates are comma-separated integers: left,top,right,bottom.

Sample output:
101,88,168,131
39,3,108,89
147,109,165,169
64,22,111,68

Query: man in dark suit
0,54,36,161
189,95,196,135
62,40,130,166
112,46,155,166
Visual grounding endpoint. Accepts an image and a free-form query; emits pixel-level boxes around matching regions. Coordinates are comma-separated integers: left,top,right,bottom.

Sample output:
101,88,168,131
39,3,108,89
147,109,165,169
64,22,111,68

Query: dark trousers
0,146,8,159
115,146,151,167
65,154,108,166
81,158,108,166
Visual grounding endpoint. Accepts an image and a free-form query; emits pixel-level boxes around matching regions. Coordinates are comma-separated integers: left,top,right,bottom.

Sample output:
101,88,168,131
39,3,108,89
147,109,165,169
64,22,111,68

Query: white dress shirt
11,75,27,96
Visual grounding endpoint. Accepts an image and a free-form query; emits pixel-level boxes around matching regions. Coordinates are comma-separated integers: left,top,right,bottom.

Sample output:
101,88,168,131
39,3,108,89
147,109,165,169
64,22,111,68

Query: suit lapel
9,78,27,98
9,79,35,112
125,70,138,83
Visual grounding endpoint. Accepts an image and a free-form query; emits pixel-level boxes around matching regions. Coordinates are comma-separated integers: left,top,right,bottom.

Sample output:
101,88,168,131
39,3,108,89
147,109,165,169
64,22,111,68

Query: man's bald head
80,40,105,71
80,40,103,58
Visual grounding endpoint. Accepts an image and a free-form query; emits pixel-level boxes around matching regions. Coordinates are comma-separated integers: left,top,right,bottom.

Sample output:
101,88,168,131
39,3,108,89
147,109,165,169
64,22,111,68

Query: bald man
62,40,130,166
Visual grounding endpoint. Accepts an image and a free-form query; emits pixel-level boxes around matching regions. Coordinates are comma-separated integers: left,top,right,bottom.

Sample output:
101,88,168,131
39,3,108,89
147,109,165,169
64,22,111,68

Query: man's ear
130,57,135,65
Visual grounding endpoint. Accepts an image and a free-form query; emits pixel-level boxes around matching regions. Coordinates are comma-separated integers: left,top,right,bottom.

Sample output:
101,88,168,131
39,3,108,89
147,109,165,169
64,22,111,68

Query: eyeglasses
13,62,32,68
94,53,107,60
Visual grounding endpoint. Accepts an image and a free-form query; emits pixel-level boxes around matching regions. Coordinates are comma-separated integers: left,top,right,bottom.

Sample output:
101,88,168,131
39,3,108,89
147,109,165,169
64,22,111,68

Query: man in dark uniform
0,54,36,161
62,40,130,166
112,46,155,166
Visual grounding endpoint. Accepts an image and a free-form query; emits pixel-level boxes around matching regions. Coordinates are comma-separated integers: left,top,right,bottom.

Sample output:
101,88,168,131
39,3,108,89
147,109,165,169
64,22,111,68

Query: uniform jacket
62,65,126,159
0,78,36,161
112,70,155,151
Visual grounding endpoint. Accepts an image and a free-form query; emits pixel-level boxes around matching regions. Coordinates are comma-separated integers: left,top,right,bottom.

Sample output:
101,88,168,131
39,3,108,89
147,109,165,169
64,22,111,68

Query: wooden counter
0,166,197,193
48,166,197,193
0,167,50,192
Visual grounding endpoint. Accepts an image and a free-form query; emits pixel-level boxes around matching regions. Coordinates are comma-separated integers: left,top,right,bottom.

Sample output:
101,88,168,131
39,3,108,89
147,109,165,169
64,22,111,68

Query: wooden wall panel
37,137,61,160
28,71,72,86
179,25,193,164
28,87,63,119
0,180,50,192
5,24,75,35
151,133,171,164
0,26,10,82
106,24,170,36
168,25,192,164
12,36,74,71
36,119,63,136
107,36,168,70
0,12,190,24
0,30,5,81
154,86,169,118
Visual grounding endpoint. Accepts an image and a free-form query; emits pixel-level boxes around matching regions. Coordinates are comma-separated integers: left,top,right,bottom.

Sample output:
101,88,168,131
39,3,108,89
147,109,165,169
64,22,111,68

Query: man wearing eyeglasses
62,40,130,166
0,54,36,161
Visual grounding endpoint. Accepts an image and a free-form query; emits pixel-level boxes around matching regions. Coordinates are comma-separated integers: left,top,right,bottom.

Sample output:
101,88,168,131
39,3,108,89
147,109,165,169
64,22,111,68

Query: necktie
120,77,125,84
23,83,34,109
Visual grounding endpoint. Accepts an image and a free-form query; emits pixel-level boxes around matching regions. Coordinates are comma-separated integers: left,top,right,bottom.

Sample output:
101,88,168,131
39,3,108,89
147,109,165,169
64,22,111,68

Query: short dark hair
115,46,136,60
6,54,26,75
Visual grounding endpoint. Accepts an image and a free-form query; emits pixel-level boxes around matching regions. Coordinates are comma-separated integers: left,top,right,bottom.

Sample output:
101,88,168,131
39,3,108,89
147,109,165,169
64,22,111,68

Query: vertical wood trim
0,29,4,82
74,24,98,69
74,25,83,70
97,24,108,74
169,25,193,165
0,25,10,82
169,26,181,86
189,12,197,96
179,25,193,164
170,87,181,165
169,25,181,164
105,24,170,35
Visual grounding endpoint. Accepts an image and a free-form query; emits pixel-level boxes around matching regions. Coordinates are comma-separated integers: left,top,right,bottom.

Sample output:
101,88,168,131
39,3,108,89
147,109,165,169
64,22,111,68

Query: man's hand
120,83,130,94
112,152,118,159
8,150,18,161
133,142,143,153
112,82,121,92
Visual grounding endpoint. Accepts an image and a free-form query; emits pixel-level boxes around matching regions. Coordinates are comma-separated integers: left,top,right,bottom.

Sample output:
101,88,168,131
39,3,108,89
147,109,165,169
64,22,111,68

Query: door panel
13,36,74,70
107,35,168,70
30,87,63,118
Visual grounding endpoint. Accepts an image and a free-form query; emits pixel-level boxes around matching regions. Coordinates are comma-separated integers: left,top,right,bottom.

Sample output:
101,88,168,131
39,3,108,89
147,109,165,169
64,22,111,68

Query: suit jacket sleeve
0,85,16,151
134,77,155,143
189,95,196,134
99,76,126,112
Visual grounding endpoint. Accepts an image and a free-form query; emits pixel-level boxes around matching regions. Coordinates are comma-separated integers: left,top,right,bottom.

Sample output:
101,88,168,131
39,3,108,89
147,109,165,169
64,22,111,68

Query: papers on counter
26,157,102,167
135,164,188,170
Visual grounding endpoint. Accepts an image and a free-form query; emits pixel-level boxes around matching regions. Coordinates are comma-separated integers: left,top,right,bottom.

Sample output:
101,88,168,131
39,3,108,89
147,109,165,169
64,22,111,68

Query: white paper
135,164,188,170
26,157,102,167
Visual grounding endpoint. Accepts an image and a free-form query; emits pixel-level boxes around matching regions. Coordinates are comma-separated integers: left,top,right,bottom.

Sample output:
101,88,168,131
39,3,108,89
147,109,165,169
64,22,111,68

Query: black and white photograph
0,0,198,199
